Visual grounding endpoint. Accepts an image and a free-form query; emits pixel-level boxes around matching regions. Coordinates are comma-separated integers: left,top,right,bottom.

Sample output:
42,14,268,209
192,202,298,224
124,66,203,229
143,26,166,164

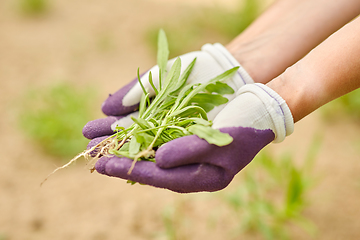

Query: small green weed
19,82,96,160
18,0,49,16
159,200,192,240
161,206,182,240
156,137,321,240
0,233,8,240
218,137,322,240
96,33,116,52
321,88,360,121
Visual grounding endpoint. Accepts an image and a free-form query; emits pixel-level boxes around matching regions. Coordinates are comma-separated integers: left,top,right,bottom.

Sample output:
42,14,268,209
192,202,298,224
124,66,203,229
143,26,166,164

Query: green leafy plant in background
18,0,49,16
146,0,261,57
321,88,360,193
96,34,116,52
321,88,360,121
0,233,8,240
160,202,191,240
218,136,322,240
156,137,321,240
161,207,178,240
19,82,95,160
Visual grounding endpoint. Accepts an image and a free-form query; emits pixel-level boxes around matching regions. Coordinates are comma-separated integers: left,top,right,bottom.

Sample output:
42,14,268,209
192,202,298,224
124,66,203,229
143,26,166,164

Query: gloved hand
82,43,253,139
91,83,294,193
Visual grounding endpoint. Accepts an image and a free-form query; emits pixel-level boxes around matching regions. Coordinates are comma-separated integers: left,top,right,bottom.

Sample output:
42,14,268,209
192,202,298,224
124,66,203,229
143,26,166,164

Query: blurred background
1,0,360,239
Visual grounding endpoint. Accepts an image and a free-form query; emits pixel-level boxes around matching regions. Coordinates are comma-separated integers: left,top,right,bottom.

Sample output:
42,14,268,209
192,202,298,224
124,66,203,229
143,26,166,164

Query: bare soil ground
1,0,360,239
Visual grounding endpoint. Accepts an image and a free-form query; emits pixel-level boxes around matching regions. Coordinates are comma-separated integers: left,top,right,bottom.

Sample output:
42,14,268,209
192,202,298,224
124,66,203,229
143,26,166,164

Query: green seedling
321,88,360,121
218,136,321,240
0,233,8,240
42,29,236,184
18,0,48,16
19,82,94,160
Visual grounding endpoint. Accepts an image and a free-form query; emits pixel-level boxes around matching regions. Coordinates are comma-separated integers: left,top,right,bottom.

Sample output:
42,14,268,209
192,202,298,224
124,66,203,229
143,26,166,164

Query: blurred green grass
0,233,8,240
219,143,320,240
321,88,360,122
17,0,49,16
146,0,260,57
161,201,191,240
18,82,96,160
157,138,321,240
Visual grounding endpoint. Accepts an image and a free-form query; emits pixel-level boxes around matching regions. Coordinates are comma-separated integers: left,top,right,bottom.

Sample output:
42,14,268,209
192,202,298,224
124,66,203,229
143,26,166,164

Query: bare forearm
226,0,360,84
268,16,360,122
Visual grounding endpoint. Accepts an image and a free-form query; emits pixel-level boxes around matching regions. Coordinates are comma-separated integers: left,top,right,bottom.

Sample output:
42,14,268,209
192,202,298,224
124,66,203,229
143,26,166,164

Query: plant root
127,148,155,175
40,135,124,186
40,151,87,187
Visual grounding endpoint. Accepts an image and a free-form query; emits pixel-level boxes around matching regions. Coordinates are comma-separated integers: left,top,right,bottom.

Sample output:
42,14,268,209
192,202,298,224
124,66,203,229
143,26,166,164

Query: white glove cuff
201,43,254,89
237,83,294,143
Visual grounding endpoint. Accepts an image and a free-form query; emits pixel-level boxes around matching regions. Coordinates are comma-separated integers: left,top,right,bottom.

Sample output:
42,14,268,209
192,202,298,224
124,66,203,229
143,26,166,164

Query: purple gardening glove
92,83,294,193
82,43,253,140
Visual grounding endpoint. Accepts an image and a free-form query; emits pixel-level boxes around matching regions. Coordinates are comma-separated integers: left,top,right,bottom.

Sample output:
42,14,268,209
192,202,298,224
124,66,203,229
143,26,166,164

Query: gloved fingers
110,111,139,131
82,116,122,139
212,83,294,142
155,128,240,169
184,50,237,88
100,58,174,117
92,128,274,193
155,127,275,172
95,155,232,193
82,111,139,139
87,135,110,149
87,135,110,157
101,79,140,116
155,134,211,168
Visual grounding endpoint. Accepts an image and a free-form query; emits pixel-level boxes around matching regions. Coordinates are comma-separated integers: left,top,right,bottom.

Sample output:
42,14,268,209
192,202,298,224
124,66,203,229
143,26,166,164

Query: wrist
225,40,289,85
266,63,323,123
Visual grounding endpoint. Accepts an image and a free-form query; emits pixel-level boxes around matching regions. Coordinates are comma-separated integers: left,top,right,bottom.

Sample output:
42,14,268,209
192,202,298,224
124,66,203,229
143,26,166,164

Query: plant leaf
170,105,208,120
165,127,187,140
141,58,181,119
176,117,212,127
157,29,169,90
187,125,233,146
169,57,197,94
190,93,229,106
131,116,156,135
138,92,149,118
148,71,158,95
169,84,195,115
176,67,239,111
207,66,239,83
129,136,141,156
163,57,181,89
193,103,215,113
133,132,156,149
131,116,150,130
186,117,212,126
206,81,235,95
